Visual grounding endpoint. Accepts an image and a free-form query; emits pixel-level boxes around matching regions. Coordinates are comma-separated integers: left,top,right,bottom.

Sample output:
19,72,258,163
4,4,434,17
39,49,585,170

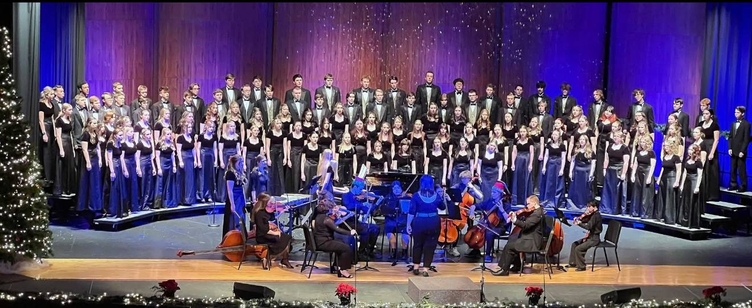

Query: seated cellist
467,182,510,262
451,170,483,257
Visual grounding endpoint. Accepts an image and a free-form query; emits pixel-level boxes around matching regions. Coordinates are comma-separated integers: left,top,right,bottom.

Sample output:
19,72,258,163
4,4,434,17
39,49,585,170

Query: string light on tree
0,27,53,265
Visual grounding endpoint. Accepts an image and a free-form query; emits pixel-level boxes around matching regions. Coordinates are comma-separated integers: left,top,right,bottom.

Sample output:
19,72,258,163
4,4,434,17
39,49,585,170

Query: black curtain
13,3,42,146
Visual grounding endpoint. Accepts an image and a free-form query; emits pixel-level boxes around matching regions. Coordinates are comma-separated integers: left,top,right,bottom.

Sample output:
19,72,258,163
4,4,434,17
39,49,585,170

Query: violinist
340,174,383,260
467,182,510,262
452,170,484,258
380,181,411,260
251,193,294,269
407,175,449,277
567,200,602,271
493,195,544,276
313,198,357,278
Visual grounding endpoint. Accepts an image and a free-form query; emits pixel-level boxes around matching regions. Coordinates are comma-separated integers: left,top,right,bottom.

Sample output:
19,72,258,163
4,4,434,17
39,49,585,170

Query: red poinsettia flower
158,280,181,292
525,286,544,297
702,286,726,298
335,283,357,297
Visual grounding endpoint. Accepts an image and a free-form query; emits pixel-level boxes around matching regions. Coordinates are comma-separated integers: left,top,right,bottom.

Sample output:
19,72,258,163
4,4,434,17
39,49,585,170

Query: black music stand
439,188,463,262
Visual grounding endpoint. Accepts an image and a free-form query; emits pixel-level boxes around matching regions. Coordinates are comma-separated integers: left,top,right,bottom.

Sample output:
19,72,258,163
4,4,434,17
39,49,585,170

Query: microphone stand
208,163,220,227
469,222,500,273
355,189,379,272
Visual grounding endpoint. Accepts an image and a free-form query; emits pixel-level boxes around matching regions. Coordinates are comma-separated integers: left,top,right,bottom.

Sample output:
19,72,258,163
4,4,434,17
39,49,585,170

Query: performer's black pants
412,216,440,268
316,238,352,270
568,237,600,269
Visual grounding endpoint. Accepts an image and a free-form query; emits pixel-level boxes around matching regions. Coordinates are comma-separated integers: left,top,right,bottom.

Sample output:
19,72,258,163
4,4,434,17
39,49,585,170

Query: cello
438,188,472,244
463,199,503,250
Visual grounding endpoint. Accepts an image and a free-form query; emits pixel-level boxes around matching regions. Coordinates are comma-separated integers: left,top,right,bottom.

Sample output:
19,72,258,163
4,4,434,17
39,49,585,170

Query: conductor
492,195,545,276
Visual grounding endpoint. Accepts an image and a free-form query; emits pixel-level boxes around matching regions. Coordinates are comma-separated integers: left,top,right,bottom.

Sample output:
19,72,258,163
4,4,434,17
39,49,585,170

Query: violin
508,207,535,236
573,207,597,225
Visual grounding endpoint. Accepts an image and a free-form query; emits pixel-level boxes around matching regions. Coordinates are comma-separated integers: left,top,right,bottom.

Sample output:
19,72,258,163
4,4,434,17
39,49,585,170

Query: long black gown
267,131,286,196
679,159,704,229
655,154,681,224
254,209,292,256
39,102,56,184
54,117,77,195
699,121,720,201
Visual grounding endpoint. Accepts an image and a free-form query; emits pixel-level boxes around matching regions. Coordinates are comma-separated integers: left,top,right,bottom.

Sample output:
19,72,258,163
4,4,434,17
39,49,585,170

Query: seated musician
340,172,383,260
567,200,603,271
380,181,411,260
451,170,484,258
493,195,545,276
468,182,511,263
313,198,357,278
251,193,293,268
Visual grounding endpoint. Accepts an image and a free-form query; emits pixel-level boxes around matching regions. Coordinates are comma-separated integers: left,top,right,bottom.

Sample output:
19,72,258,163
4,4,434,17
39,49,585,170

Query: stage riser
407,277,480,304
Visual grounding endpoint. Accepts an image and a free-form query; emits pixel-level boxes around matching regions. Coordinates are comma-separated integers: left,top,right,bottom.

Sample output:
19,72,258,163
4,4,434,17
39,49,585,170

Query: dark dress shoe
281,260,294,269
421,271,429,277
576,267,587,271
492,270,509,276
739,187,747,192
412,269,420,275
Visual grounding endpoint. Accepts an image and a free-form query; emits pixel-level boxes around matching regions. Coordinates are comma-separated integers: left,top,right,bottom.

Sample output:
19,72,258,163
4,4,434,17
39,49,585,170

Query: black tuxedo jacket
221,87,241,105
480,96,503,125
315,85,342,111
538,114,554,138
283,88,312,107
343,103,363,125
501,105,524,127
553,95,578,120
353,87,375,110
415,84,442,106
255,97,281,127
150,101,175,128
462,101,483,124
71,108,86,147
730,119,751,156
512,206,545,252
401,104,423,131
676,111,691,137
437,105,452,124
130,97,153,113
286,99,311,123
113,104,131,120
524,94,552,125
52,99,64,118
587,101,609,128
311,105,332,127
366,101,393,124
237,97,256,123
625,102,655,130
173,103,201,134
385,88,407,112
447,90,470,108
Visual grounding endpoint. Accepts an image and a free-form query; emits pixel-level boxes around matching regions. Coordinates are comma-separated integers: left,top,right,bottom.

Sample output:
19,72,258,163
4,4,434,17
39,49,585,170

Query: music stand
439,188,464,262
551,207,569,272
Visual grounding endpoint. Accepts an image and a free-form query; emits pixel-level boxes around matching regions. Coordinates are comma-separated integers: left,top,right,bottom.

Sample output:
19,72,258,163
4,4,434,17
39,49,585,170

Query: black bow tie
227,87,232,90
540,112,545,116
325,86,332,89
347,104,354,107
362,89,369,93
391,89,398,93
294,100,300,103
316,107,323,110
594,101,602,105
254,88,260,91
456,91,462,95
266,98,272,101
469,103,477,106
538,94,544,97
375,102,382,105
185,103,194,107
407,105,414,108
514,96,521,99
192,96,197,99
562,95,569,99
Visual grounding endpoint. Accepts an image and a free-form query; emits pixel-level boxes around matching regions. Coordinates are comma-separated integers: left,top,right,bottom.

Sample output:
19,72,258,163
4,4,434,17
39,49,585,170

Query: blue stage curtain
702,2,752,187
40,2,85,101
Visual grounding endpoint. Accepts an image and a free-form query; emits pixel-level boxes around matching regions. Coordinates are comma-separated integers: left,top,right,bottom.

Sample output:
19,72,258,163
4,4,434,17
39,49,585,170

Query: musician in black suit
481,84,502,126
625,88,655,131
249,77,265,102
493,195,545,276
567,200,602,271
314,73,341,112
696,98,711,128
587,89,608,129
188,83,207,119
286,87,311,123
533,101,554,138
729,106,751,192
131,96,152,125
343,92,363,125
130,85,151,116
221,74,241,106
150,87,174,127
173,91,201,134
77,82,90,109
365,89,392,124
524,81,551,125
462,89,482,125
415,71,441,107
353,76,375,117
71,96,87,146
437,94,452,124
311,93,332,127
667,98,691,138
553,83,578,120
386,76,407,113
52,85,66,117
284,74,313,104
401,93,423,131
256,85,281,128
447,78,470,108
501,92,523,127
237,84,256,123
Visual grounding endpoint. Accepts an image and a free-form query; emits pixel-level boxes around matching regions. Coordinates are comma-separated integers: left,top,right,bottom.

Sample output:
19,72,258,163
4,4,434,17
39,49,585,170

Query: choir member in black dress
528,116,544,195
316,149,338,199
106,129,127,217
250,155,269,203
679,144,704,229
122,127,141,212
380,181,411,260
201,103,219,134
475,109,492,153
313,199,357,278
153,108,172,146
366,140,389,173
38,87,56,184
154,128,178,209
243,125,264,197
568,135,595,210
364,112,379,141
448,106,467,142
136,128,155,209
630,136,657,218
422,103,442,143
511,126,534,206
77,119,103,216
698,109,720,201
330,102,350,144
176,123,197,206
318,118,336,151
372,122,393,160
247,109,266,139
218,122,242,202
502,112,519,140
460,122,480,156
252,193,294,268
336,134,357,186
408,120,427,171
392,139,415,173
595,110,619,188
285,121,306,193
540,129,567,208
663,123,685,158
601,131,630,215
196,121,218,202
729,106,750,192
301,132,322,190
406,175,448,276
265,119,286,196
567,200,602,271
493,195,545,276
301,109,318,137
449,137,475,187
133,109,151,143
392,116,407,146
655,142,682,224
425,138,448,186
351,119,368,174
101,111,116,211
277,104,293,135
223,154,247,239
54,104,78,196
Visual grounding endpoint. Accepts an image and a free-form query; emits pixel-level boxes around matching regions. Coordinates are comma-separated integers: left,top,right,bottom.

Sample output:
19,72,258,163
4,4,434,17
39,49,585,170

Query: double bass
177,213,270,269
462,199,503,250
438,190,474,244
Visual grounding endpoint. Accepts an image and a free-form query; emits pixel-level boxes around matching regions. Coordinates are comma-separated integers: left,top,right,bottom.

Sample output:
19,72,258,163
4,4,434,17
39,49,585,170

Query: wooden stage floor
22,259,752,287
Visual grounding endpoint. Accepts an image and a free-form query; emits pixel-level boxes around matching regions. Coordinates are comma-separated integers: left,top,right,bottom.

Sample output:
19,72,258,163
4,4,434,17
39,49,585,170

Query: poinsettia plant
335,283,356,297
152,280,180,297
702,286,726,304
525,286,543,298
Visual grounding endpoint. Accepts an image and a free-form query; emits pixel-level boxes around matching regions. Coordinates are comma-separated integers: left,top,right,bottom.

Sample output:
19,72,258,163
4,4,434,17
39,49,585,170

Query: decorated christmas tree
0,27,53,264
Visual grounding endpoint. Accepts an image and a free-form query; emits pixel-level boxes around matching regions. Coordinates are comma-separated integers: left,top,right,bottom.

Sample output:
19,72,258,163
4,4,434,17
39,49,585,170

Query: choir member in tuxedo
386,76,407,113
667,98,691,138
107,129,127,217
88,96,102,124
366,89,392,124
238,84,256,123
284,74,313,104
553,83,578,120
415,71,441,107
568,135,595,210
330,102,350,143
401,93,422,131
351,119,369,174
301,132,323,190
353,76,375,117
343,92,362,126
524,81,551,125
501,93,523,127
51,85,66,117
587,89,608,129
729,106,750,192
243,125,265,196
655,142,681,224
54,104,77,196
463,90,482,125
695,98,711,128
174,91,201,135
447,78,470,108
265,119,287,196
111,82,125,101
221,74,241,106
151,87,174,127
531,101,554,142
187,83,206,119
336,133,357,186
315,73,341,111
72,96,87,163
38,87,56,184
100,92,114,115
630,136,656,218
130,85,151,123
176,123,198,206
154,128,178,209
421,103,442,143
437,94,452,123
449,137,475,187
249,155,269,204
699,109,721,201
540,129,567,208
77,82,90,108
567,200,602,271
208,89,228,122
77,119,103,216
249,77,264,103
257,85,281,128
112,93,130,120
285,121,307,193
218,122,242,203
493,195,544,276
481,84,502,126
287,87,311,124
625,89,655,130
679,144,704,229
600,131,630,215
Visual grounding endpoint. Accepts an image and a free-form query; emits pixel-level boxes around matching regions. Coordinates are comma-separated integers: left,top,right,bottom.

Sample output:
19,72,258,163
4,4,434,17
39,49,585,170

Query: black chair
237,217,271,271
518,216,555,279
299,223,336,279
591,220,622,271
